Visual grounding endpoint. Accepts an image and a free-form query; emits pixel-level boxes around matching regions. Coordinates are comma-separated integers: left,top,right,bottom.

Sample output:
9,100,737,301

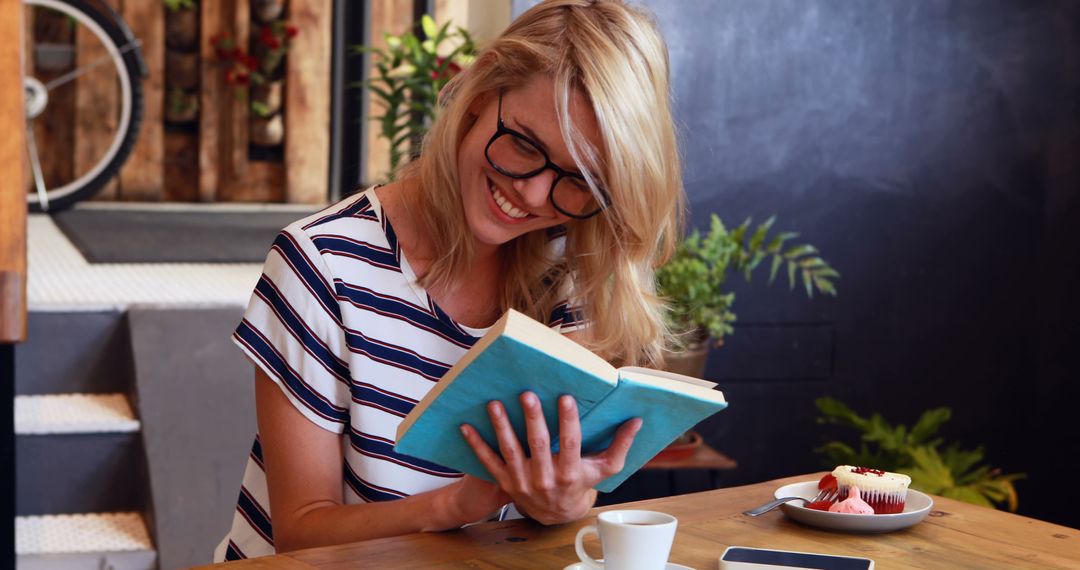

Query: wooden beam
119,0,165,200
286,0,332,203
0,0,27,343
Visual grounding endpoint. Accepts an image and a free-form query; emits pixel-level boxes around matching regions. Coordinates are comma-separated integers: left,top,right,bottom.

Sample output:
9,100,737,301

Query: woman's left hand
459,391,643,525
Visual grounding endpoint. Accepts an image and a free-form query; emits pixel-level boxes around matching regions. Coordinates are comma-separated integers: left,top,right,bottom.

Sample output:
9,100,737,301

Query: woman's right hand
438,475,512,529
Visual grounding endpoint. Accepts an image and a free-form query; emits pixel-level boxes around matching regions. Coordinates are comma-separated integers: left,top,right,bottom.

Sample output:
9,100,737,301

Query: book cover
394,310,728,492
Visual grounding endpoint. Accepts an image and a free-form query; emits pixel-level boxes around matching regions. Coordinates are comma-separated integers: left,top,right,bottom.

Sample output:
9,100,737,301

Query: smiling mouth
487,177,532,220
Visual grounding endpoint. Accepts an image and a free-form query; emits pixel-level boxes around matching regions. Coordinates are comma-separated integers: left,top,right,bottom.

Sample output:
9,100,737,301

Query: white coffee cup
574,509,678,570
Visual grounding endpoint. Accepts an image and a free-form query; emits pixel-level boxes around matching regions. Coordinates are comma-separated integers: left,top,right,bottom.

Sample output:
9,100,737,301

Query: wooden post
76,0,120,200
198,0,227,202
365,1,414,185
119,0,165,200
1,0,28,343
285,0,333,204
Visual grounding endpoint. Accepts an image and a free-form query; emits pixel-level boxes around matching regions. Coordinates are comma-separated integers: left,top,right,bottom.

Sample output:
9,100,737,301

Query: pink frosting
828,487,875,514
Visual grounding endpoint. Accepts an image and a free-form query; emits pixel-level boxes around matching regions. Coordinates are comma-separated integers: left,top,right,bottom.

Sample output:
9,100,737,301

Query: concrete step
16,512,156,570
16,432,147,516
16,311,133,396
15,393,140,435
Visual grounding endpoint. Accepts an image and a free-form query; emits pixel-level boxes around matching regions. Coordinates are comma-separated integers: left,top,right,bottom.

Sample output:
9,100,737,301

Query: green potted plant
354,15,476,178
815,397,1023,511
657,214,839,377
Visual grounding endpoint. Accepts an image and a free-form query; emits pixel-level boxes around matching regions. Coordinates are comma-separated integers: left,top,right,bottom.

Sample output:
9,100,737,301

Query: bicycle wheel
24,0,144,213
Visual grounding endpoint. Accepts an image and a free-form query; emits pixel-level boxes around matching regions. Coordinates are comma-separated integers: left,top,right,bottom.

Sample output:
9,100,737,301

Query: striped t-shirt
214,188,584,561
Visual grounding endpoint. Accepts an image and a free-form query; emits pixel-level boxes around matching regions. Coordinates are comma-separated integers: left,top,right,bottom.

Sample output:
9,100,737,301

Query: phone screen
722,547,873,570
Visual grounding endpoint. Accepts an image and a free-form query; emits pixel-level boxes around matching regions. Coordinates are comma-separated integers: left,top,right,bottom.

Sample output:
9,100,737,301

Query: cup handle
575,525,603,568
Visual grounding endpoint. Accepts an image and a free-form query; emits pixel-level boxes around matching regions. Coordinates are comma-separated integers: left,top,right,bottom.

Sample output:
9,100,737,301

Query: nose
511,169,557,209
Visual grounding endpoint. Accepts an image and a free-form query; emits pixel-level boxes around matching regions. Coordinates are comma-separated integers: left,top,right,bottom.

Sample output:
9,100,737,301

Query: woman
215,0,684,560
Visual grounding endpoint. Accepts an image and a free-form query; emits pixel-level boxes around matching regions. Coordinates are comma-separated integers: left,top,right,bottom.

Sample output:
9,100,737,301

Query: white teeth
488,179,529,219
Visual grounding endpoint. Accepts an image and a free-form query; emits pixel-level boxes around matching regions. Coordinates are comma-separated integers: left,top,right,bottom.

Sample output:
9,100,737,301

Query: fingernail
561,395,574,410
521,392,537,407
459,424,470,436
488,401,501,416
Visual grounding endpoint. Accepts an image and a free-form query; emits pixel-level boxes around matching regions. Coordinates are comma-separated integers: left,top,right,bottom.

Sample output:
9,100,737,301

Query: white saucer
563,562,693,570
773,480,934,533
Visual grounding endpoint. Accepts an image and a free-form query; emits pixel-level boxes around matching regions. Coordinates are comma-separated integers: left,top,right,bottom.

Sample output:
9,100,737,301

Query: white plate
773,481,934,533
563,562,693,570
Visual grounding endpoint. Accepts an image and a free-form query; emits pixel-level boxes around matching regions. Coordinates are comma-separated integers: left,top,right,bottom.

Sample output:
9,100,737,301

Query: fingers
520,392,556,490
556,395,582,475
595,417,643,478
459,424,510,486
487,400,529,484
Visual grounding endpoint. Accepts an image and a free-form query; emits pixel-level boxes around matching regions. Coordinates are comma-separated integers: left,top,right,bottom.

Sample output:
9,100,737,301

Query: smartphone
719,546,874,570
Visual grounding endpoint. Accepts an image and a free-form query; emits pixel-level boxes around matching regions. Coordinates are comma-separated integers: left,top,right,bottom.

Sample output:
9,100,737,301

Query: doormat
51,208,317,264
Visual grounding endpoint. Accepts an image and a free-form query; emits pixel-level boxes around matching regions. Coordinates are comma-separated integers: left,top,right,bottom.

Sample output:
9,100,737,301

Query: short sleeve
232,227,352,434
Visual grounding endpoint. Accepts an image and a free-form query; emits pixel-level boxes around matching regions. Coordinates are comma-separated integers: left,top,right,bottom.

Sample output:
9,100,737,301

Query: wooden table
198,473,1080,569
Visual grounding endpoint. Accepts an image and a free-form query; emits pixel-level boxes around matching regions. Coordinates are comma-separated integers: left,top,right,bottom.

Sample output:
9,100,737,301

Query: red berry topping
852,467,885,476
818,473,838,490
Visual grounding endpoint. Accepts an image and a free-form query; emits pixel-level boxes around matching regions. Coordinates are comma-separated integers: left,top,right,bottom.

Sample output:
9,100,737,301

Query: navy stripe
250,437,264,468
343,461,406,502
271,232,342,324
303,195,373,230
351,382,416,417
344,329,451,381
334,281,476,349
256,276,350,381
234,323,349,424
237,487,274,545
225,540,246,561
313,235,400,272
348,428,461,477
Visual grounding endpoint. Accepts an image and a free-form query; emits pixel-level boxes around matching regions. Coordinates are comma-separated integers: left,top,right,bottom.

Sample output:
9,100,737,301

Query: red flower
285,25,299,39
242,54,259,70
225,69,237,84
235,73,250,86
431,57,463,80
260,26,281,50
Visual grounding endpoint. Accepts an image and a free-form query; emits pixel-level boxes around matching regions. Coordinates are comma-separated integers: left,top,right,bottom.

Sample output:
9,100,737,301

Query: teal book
394,309,728,493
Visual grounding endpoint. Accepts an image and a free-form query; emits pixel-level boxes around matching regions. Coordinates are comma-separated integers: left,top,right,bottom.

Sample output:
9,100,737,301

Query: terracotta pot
653,430,703,462
165,7,199,50
165,88,199,123
250,80,284,116
250,113,284,146
662,342,710,379
166,49,199,90
252,0,285,23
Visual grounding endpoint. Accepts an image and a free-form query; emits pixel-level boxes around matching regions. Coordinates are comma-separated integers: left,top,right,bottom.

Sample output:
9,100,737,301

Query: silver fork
742,488,840,517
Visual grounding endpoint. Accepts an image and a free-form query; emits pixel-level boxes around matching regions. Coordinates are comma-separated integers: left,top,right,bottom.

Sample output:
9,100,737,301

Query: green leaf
421,14,438,39
769,255,784,283
784,244,819,260
908,407,951,445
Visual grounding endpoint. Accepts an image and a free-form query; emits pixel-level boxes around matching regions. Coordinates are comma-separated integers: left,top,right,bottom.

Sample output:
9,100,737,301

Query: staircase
14,311,156,570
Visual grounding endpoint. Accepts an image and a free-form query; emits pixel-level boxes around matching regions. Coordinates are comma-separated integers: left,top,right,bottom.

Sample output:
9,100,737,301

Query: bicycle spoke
43,39,142,92
26,121,51,212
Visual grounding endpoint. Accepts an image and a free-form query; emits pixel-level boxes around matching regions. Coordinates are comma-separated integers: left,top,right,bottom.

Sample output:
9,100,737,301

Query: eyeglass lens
486,133,599,217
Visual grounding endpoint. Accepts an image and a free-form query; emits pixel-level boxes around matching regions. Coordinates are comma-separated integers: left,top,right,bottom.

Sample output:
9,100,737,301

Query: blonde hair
402,0,684,366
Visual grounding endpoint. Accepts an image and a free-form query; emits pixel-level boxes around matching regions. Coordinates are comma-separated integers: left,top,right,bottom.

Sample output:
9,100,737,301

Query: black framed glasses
484,92,609,219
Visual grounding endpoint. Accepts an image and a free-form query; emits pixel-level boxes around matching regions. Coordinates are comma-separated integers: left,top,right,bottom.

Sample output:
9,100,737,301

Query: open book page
618,366,721,393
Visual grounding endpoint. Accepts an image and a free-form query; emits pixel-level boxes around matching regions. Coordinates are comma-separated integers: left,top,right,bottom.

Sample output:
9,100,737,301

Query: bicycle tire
25,0,145,213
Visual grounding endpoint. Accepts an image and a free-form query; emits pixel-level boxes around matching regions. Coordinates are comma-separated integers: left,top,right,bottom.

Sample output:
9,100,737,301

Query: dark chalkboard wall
512,1,1080,526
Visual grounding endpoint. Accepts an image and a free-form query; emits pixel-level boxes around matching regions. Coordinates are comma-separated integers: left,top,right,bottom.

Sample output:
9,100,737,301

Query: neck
388,176,505,282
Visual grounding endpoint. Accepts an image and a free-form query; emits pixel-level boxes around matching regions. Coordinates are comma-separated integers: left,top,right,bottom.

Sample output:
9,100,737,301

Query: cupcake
831,465,911,514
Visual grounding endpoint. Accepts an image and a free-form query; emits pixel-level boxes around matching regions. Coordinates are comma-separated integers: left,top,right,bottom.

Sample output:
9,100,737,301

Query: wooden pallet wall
27,0,331,204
